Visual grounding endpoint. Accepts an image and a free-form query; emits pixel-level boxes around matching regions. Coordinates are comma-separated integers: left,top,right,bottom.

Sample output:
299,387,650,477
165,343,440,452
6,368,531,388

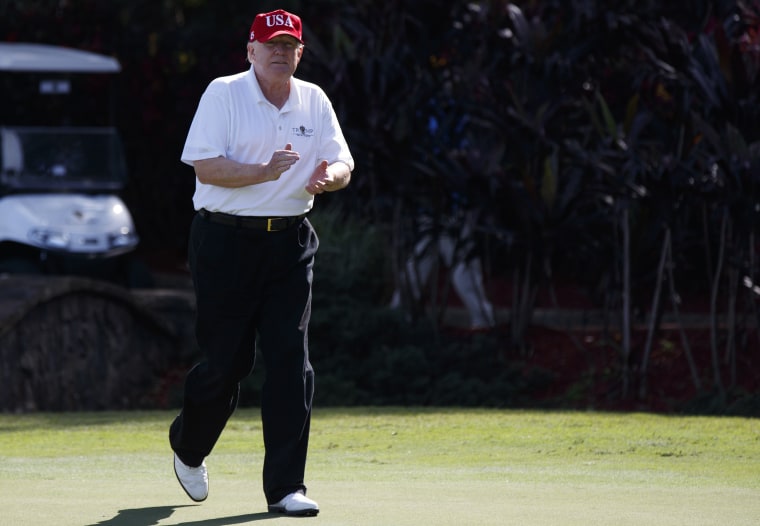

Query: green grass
0,408,758,525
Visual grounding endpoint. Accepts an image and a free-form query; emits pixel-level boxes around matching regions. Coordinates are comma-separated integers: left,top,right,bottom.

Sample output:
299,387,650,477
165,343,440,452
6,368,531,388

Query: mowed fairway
0,407,758,525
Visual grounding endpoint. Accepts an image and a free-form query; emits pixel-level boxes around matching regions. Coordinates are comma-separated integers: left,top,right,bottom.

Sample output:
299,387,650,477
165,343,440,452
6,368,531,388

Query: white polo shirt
181,66,354,216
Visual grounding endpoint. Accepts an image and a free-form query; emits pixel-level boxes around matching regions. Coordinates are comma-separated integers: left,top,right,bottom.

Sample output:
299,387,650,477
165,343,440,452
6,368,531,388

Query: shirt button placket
276,114,288,146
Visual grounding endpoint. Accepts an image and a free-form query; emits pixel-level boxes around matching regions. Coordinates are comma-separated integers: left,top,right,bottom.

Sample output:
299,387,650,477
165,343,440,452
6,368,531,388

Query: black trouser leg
258,238,316,504
169,364,241,466
262,390,313,503
169,215,258,465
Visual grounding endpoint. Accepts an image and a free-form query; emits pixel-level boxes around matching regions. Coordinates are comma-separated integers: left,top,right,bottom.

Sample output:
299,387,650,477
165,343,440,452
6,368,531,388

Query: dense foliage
2,0,759,409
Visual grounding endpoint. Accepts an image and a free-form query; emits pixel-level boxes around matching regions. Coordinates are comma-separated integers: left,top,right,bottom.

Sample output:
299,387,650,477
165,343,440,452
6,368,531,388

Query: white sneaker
268,491,319,516
173,453,208,502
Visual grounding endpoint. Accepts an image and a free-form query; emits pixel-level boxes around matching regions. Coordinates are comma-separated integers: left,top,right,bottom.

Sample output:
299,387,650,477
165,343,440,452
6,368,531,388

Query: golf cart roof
0,42,121,73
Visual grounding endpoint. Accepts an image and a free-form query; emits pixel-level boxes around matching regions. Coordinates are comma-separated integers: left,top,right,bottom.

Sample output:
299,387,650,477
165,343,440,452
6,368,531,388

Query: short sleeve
180,82,230,166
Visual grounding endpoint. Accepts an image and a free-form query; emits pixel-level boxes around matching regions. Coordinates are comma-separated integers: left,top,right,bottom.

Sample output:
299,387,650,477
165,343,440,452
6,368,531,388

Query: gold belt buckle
267,218,285,232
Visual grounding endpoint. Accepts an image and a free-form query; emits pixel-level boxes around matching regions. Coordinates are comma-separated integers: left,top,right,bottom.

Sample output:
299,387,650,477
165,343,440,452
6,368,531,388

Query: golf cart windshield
0,126,128,192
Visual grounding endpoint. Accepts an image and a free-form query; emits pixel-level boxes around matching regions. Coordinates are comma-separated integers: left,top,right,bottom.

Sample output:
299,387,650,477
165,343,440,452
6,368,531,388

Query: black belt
198,208,306,232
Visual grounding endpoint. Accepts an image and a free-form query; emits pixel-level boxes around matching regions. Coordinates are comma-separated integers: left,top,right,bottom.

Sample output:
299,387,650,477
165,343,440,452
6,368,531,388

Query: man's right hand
264,143,300,181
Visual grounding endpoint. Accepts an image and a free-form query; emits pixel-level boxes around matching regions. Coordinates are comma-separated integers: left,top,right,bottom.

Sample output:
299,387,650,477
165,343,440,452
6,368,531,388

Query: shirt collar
247,66,302,111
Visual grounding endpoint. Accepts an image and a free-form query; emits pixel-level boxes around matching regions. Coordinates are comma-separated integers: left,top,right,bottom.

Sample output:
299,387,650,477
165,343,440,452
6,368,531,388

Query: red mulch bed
506,323,760,414
458,278,760,414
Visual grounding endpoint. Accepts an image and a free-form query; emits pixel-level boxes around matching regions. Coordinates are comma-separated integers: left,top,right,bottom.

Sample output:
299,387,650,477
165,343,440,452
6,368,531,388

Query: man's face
248,36,303,79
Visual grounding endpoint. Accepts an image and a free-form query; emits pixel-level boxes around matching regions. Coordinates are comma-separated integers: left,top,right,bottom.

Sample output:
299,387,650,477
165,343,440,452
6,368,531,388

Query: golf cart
0,42,143,285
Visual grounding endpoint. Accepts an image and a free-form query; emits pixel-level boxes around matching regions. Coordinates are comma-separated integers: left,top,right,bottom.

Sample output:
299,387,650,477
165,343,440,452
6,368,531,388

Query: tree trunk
709,211,727,397
639,228,669,399
621,206,632,399
0,275,191,411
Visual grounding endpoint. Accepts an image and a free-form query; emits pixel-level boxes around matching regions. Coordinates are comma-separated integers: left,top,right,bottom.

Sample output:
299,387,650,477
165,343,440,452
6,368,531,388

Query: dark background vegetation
2,0,759,414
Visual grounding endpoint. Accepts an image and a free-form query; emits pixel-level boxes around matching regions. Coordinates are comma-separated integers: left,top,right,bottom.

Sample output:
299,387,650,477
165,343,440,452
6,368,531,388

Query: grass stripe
0,408,758,525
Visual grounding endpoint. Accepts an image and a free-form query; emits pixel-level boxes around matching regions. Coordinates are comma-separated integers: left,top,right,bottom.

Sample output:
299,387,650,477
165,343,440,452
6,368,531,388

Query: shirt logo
293,125,314,138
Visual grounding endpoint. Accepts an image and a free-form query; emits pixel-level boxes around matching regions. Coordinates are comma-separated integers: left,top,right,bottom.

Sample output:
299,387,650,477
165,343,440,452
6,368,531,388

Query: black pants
170,212,318,505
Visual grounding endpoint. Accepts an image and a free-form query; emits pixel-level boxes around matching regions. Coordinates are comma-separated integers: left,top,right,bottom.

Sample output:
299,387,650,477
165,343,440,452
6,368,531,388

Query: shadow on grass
88,505,275,525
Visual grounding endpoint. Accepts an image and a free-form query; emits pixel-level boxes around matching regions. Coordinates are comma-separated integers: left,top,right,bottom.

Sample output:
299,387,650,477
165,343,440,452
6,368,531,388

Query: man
170,8,354,517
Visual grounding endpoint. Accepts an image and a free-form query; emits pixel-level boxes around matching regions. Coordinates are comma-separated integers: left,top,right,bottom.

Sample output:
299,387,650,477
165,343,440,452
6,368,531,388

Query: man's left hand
305,160,333,194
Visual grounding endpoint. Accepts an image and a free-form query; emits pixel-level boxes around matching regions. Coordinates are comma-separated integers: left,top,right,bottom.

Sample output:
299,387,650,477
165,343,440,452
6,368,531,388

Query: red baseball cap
249,9,303,44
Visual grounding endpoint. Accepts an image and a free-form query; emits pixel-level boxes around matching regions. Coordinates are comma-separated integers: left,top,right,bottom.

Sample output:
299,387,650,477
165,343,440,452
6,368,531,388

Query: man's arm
194,144,300,188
